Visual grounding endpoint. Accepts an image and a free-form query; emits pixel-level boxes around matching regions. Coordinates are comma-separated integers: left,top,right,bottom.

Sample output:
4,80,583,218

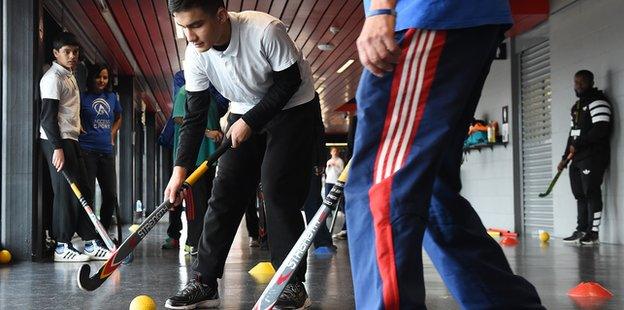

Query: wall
548,0,624,243
460,41,515,231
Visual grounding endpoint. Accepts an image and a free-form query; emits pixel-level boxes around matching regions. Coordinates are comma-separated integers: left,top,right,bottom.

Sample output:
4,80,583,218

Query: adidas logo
583,169,591,175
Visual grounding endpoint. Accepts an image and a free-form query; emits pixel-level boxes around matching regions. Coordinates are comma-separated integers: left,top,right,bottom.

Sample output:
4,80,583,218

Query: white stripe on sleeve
592,115,610,123
589,100,610,110
590,106,611,116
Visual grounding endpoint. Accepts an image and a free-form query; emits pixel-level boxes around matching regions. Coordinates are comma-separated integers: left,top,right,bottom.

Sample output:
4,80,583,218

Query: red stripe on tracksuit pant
345,25,545,309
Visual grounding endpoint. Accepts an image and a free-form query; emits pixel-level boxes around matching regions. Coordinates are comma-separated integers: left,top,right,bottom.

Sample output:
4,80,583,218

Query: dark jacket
562,88,612,163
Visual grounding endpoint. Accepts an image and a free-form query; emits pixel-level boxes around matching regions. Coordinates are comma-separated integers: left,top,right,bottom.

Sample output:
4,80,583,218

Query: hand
568,145,576,155
164,166,187,206
557,159,568,172
226,119,252,148
111,133,117,146
52,149,65,172
205,129,224,143
356,14,401,77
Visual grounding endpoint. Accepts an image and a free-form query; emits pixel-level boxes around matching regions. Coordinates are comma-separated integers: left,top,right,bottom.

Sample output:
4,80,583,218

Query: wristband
366,8,397,18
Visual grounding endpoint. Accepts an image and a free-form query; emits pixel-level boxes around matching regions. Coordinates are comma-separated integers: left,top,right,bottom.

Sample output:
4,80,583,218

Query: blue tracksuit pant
345,25,544,309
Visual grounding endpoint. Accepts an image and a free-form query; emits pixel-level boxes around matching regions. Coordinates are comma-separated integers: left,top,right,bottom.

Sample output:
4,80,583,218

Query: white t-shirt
325,157,345,185
39,61,81,141
184,11,316,114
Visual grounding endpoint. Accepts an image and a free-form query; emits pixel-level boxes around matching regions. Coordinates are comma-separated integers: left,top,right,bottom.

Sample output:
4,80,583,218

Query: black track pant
193,99,317,284
41,139,98,243
166,166,214,247
81,149,118,231
569,158,606,233
245,192,260,239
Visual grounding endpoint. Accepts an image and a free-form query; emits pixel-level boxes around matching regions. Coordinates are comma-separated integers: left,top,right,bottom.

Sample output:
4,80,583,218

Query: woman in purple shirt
79,64,122,246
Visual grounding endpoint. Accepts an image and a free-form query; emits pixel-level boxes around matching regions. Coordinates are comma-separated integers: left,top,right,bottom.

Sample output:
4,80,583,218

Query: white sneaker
84,240,113,261
54,243,90,262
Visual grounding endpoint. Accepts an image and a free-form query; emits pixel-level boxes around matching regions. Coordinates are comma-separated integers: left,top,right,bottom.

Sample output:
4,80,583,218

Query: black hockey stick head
77,264,96,291
76,205,167,291
76,139,232,291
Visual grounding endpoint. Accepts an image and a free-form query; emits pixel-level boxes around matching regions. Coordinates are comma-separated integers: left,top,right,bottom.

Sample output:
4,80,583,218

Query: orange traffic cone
568,282,613,298
500,236,518,246
568,282,613,310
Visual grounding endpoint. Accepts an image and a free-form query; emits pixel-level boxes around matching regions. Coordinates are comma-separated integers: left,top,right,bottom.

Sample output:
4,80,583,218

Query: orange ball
0,250,12,264
129,295,156,310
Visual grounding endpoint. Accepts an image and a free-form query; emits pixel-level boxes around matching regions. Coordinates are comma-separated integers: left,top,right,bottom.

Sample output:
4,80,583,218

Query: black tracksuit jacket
562,88,612,164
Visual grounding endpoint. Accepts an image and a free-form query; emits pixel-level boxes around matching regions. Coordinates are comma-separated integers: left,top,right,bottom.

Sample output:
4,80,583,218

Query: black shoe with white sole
579,231,599,245
273,282,311,309
165,277,219,309
563,231,585,243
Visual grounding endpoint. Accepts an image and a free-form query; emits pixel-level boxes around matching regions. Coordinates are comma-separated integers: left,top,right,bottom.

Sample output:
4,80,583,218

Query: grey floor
1,222,623,309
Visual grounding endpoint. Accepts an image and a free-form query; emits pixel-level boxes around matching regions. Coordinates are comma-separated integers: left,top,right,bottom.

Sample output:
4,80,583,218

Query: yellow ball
539,231,550,242
129,295,156,310
0,250,11,264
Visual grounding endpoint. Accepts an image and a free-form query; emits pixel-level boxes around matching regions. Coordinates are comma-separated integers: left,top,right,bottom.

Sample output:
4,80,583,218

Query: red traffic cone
500,236,518,246
567,282,613,298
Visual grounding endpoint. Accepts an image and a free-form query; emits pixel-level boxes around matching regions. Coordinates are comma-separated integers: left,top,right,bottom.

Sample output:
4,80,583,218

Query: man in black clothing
559,70,612,245
164,0,320,308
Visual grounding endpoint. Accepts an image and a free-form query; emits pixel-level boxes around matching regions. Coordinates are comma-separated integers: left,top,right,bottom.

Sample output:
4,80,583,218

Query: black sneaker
563,231,585,243
165,277,219,309
273,282,311,309
579,231,599,245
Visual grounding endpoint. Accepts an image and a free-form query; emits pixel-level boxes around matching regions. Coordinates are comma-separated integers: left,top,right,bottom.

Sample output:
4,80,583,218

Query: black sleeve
241,62,302,131
175,90,212,171
41,98,63,149
573,122,611,149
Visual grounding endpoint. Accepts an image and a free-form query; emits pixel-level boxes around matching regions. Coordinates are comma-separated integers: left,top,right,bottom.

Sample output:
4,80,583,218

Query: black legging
81,149,119,230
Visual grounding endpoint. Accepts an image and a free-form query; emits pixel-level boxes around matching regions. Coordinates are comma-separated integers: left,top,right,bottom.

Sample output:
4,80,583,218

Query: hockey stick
61,171,116,252
538,158,571,198
77,139,231,291
253,161,351,310
114,200,122,246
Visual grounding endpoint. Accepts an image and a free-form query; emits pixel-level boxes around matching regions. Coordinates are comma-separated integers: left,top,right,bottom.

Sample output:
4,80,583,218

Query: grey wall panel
1,0,37,260
520,40,553,234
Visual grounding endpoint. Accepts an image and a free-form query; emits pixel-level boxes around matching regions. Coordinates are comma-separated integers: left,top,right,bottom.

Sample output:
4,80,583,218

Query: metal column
1,0,38,260
134,110,144,219
117,76,134,224
144,112,156,215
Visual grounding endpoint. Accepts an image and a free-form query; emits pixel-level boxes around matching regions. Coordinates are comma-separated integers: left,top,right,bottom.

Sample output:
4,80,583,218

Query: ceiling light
317,43,335,51
336,59,355,74
329,26,341,34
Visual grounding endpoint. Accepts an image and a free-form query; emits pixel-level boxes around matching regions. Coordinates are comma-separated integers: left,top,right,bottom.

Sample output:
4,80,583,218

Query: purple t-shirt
79,91,122,154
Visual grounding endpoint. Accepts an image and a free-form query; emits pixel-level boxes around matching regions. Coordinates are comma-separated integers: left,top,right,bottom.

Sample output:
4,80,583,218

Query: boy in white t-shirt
325,147,345,191
164,0,321,308
39,32,111,262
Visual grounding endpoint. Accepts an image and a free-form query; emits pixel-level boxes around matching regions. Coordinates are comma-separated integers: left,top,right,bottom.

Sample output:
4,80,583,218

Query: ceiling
43,0,548,134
